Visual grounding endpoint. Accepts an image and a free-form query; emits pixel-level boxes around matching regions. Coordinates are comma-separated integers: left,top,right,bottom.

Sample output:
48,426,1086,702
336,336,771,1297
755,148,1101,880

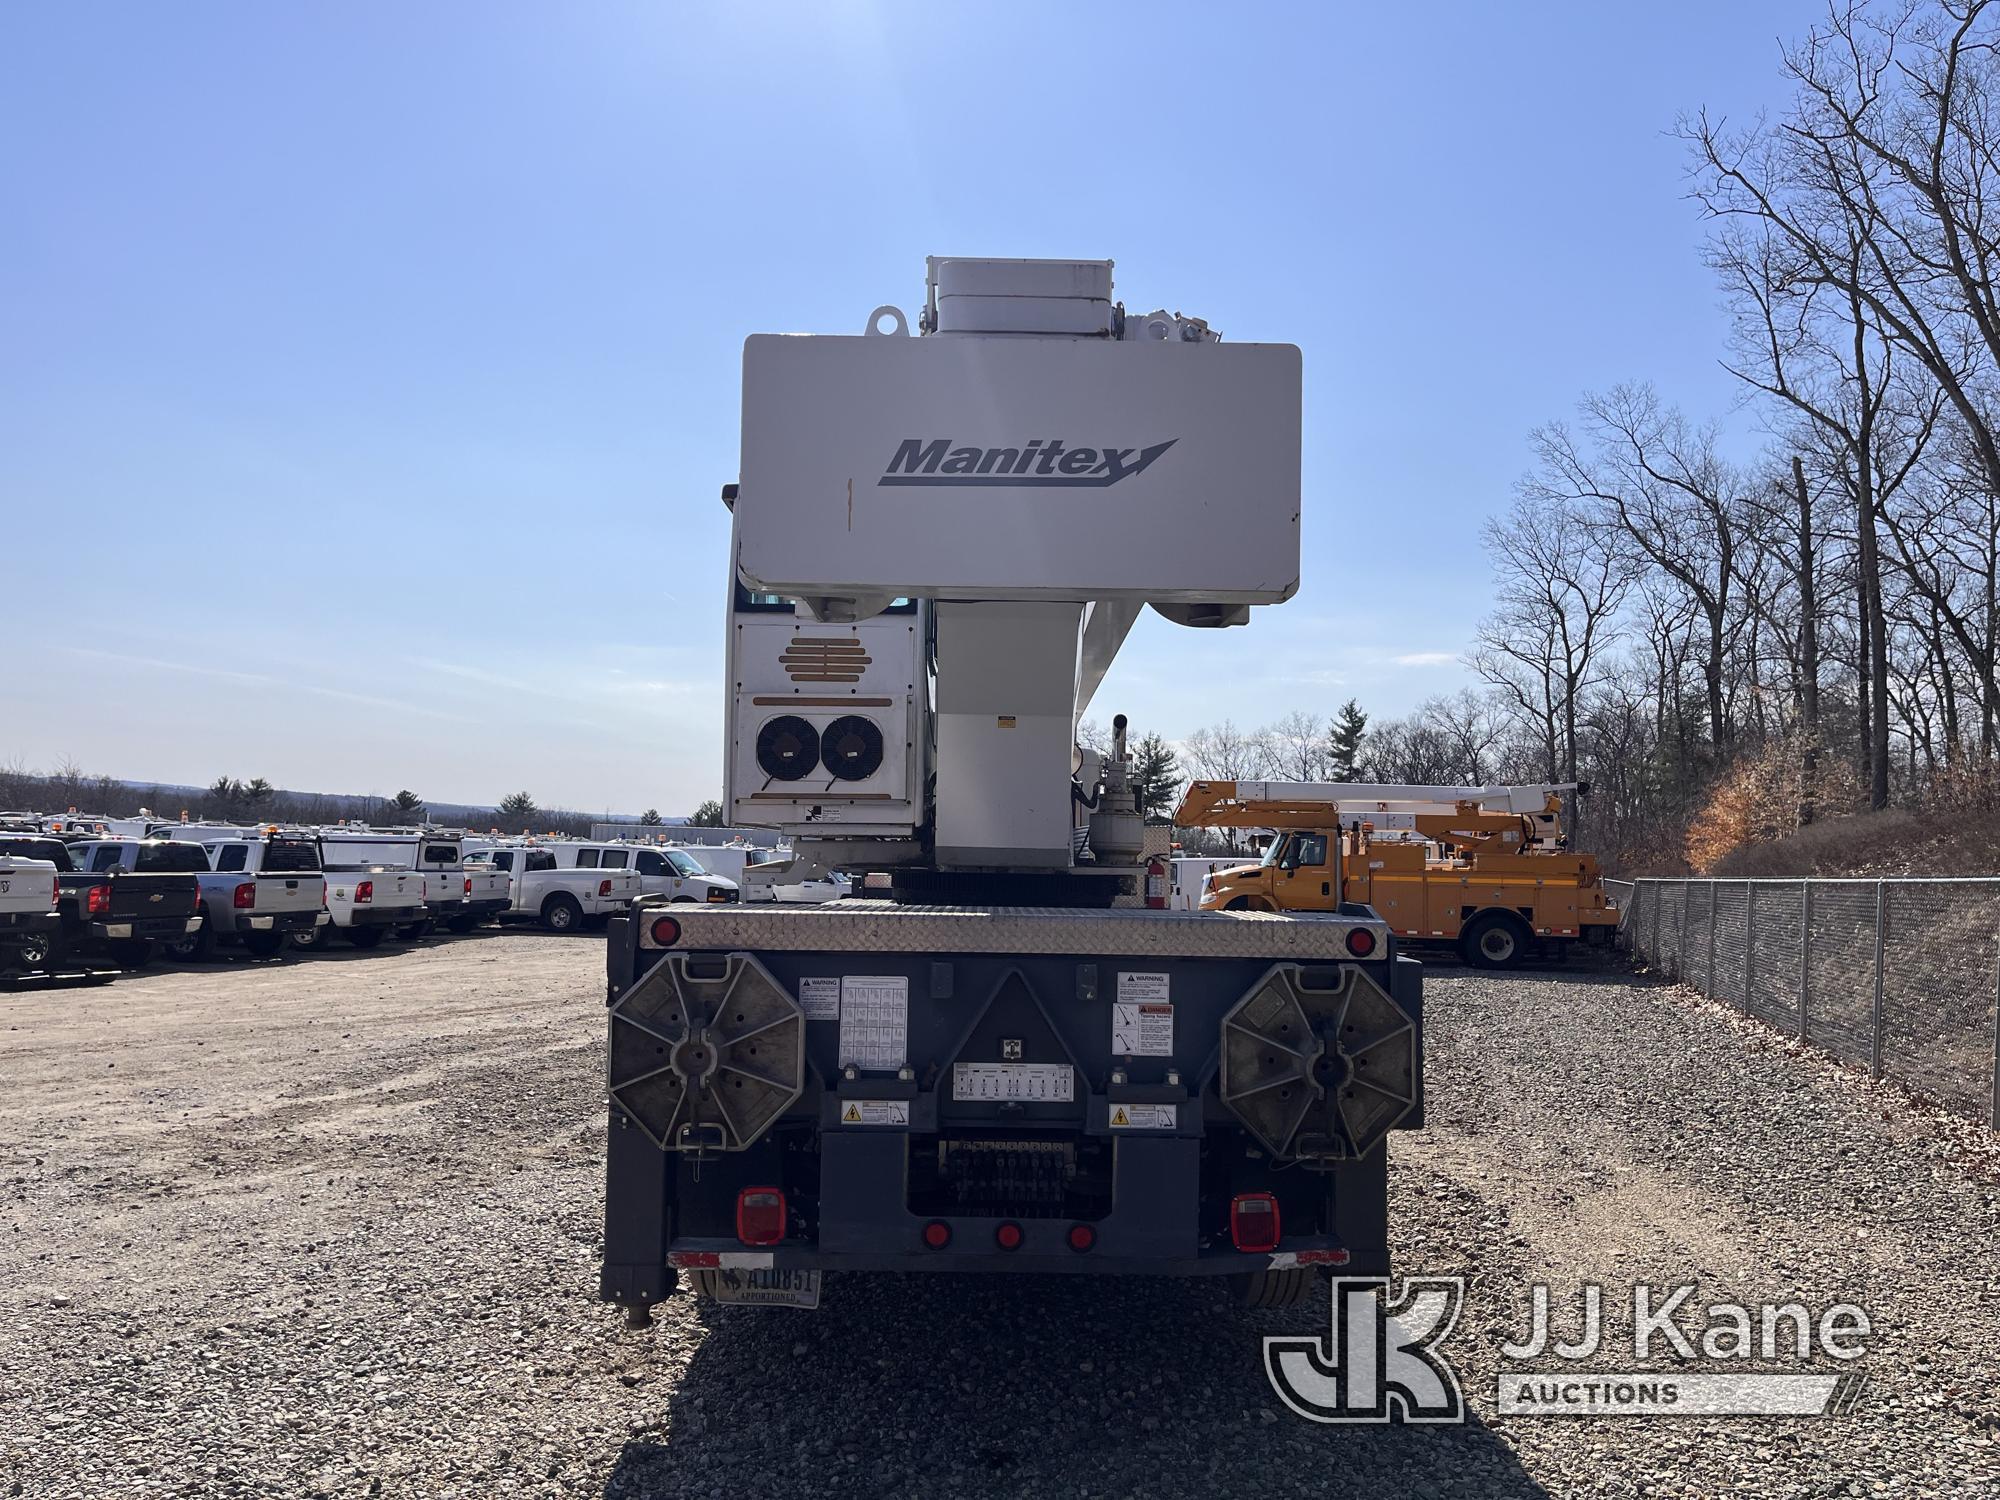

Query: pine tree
639,808,663,826
1131,733,1183,821
690,799,726,828
1327,699,1368,782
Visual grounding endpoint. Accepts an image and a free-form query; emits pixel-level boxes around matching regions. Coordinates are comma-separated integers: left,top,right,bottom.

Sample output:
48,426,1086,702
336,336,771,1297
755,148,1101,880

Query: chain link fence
1622,878,2000,1127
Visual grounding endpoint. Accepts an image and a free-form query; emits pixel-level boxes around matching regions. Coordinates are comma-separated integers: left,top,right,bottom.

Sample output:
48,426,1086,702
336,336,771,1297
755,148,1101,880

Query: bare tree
1684,0,2000,799
1532,387,1743,757
1180,720,1270,852
1262,710,1328,782
1181,720,1270,783
1474,485,1633,834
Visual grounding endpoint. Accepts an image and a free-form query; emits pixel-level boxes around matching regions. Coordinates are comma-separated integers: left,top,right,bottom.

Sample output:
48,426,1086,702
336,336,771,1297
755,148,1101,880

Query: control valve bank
601,258,1422,1318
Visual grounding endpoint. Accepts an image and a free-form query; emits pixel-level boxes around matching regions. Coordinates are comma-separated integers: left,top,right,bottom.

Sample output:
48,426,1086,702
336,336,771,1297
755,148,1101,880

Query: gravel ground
2,934,1996,1498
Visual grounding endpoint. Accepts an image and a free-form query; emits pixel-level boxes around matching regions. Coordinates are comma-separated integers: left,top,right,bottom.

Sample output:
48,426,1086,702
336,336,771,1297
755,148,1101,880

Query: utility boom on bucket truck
1175,780,1621,968
601,258,1424,1320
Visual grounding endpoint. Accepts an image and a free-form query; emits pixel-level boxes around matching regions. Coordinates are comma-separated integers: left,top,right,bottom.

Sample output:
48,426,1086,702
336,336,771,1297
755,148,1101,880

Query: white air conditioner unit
725,600,925,840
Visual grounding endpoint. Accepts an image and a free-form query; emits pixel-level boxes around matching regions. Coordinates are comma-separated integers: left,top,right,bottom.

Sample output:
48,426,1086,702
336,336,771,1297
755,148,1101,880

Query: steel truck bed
601,901,1422,1315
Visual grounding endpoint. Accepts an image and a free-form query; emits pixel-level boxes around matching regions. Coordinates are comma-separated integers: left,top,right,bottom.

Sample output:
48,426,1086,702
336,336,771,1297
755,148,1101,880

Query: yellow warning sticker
840,1099,909,1126
1109,1103,1177,1130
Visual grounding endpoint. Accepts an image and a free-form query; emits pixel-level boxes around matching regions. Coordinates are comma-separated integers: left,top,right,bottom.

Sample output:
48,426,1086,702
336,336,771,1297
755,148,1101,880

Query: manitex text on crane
879,437,1178,488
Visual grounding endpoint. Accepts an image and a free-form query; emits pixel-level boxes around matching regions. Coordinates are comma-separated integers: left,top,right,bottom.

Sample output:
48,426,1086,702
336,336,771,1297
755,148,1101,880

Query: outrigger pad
1219,963,1416,1160
609,951,806,1151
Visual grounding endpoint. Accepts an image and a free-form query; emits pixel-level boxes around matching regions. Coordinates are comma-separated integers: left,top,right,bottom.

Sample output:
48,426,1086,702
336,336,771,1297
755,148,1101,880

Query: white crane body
600,258,1424,1323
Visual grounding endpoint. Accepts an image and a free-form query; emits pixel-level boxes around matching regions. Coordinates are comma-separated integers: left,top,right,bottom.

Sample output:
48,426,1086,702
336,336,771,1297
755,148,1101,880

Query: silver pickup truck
154,829,330,959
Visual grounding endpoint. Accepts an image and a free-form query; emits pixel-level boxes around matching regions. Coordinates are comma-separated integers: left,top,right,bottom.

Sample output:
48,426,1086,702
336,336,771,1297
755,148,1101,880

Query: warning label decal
1108,1103,1177,1130
798,976,840,1021
1111,1001,1173,1056
837,975,909,1071
839,1099,909,1126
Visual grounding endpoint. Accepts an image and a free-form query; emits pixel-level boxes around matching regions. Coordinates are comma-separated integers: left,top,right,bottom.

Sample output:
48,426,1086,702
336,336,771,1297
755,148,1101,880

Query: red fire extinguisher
1145,854,1169,909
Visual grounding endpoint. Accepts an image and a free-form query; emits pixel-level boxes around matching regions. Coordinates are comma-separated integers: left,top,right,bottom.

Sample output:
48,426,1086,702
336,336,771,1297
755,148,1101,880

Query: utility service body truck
1178,781,1622,968
602,258,1425,1320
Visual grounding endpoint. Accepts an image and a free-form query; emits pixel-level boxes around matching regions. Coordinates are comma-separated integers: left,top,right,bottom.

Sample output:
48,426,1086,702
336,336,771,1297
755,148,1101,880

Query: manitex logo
878,437,1177,488
1265,1277,1468,1424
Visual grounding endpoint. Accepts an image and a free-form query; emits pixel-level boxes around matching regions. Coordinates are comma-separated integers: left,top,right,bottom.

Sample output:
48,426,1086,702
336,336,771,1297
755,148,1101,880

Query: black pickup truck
0,835,204,970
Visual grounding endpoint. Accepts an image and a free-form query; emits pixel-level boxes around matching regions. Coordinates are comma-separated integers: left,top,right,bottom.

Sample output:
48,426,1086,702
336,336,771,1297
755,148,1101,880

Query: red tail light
921,1220,951,1250
735,1187,787,1246
648,915,681,947
50,876,60,909
599,878,613,897
86,883,112,917
1066,1223,1097,1253
322,881,329,907
232,881,256,909
994,1222,1024,1252
354,880,374,903
463,876,472,895
1230,1192,1282,1253
1345,927,1377,958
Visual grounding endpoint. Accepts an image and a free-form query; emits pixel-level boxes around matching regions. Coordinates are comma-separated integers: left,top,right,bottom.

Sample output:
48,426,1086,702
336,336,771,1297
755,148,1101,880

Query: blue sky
2,1,1815,814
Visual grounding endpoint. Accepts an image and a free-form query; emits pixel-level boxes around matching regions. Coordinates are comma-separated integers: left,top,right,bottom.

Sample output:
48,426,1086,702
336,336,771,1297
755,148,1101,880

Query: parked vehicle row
0,820,654,982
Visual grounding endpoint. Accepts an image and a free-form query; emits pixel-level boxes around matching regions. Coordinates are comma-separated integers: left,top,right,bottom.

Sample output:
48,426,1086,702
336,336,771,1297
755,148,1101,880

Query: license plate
952,1062,1075,1102
707,1267,821,1308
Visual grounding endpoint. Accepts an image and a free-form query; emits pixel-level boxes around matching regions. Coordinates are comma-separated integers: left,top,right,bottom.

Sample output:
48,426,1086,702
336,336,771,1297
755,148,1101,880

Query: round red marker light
994,1222,1024,1251
1066,1224,1096,1253
1345,927,1377,958
649,915,681,947
922,1220,951,1250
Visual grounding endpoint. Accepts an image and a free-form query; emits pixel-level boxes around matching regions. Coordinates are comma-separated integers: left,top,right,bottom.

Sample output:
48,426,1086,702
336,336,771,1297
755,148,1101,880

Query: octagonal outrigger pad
1219,962,1417,1160
609,951,806,1151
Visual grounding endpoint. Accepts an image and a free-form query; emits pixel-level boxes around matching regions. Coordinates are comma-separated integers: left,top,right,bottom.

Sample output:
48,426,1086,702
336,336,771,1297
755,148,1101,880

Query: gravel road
2,935,1996,1498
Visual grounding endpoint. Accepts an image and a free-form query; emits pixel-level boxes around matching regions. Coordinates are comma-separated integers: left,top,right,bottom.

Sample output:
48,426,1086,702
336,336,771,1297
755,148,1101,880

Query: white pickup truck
547,841,738,904
156,828,330,959
315,829,505,936
462,844,641,932
0,852,61,972
457,862,513,932
294,837,428,950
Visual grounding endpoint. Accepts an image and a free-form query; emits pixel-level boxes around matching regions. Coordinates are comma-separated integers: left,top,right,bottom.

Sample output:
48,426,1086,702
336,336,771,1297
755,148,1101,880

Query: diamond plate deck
642,900,1383,960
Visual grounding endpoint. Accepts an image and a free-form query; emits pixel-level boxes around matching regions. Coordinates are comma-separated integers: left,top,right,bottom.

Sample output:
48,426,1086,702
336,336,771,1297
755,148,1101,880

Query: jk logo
1264,1277,1468,1424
